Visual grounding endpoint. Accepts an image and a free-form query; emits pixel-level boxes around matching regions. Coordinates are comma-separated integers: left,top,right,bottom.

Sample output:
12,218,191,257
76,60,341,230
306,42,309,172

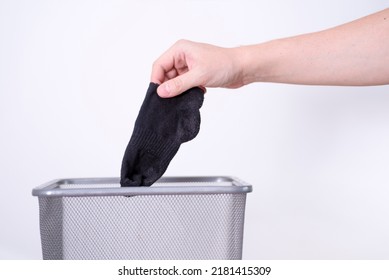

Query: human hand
151,39,245,98
152,9,389,97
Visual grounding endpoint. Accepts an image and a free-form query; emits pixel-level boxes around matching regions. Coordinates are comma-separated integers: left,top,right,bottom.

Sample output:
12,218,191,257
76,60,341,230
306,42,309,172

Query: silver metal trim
32,176,252,197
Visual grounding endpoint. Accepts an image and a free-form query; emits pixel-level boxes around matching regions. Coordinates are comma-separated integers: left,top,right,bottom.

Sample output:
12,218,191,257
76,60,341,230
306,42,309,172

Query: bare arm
151,8,389,98
241,8,389,86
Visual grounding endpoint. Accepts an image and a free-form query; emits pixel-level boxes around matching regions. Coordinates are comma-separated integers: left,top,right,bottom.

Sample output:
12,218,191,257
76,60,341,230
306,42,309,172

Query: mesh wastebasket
32,176,252,260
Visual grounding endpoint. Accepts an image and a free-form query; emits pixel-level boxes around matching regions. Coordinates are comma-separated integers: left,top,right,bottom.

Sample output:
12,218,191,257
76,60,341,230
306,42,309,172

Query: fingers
150,64,165,85
151,56,172,85
151,40,199,97
151,40,207,98
157,70,200,98
151,50,173,85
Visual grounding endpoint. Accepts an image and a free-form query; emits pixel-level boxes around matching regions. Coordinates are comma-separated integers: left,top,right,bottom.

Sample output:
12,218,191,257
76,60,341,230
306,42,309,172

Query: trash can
32,176,252,260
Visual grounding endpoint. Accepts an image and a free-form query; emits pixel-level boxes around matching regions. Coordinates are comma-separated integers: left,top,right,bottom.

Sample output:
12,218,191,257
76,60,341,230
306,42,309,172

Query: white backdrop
1,0,388,259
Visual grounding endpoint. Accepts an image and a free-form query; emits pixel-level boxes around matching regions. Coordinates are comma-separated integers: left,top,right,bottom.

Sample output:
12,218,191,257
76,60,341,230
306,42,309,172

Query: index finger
150,47,177,84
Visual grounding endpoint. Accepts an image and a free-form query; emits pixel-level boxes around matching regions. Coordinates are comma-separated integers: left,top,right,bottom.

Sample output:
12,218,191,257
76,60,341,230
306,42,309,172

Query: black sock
120,82,204,187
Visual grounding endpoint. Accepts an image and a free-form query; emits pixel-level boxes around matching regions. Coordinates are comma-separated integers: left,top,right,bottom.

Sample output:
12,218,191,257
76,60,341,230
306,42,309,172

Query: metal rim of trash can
32,176,252,197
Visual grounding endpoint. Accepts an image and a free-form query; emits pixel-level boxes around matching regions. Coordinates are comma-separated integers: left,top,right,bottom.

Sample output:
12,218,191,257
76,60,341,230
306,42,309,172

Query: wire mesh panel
33,177,252,260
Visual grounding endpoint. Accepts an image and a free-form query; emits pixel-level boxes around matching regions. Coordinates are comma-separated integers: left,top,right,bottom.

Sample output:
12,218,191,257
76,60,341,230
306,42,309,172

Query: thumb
157,71,199,98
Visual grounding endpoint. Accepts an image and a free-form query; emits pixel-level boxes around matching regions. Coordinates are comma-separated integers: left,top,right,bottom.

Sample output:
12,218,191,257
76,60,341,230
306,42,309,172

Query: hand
151,39,245,98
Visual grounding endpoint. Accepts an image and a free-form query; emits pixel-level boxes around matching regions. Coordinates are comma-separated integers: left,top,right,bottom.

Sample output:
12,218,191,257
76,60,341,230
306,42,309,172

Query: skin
151,8,389,98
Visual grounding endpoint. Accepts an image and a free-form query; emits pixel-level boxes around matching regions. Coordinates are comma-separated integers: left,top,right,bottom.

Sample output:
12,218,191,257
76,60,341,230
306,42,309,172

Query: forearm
239,8,389,86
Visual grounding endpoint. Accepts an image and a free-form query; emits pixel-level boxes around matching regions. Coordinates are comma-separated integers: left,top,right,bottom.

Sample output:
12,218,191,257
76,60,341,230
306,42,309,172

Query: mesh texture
38,193,247,260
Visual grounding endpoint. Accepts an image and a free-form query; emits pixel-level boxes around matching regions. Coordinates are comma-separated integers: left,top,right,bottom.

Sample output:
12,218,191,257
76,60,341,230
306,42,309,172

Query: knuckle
175,39,189,48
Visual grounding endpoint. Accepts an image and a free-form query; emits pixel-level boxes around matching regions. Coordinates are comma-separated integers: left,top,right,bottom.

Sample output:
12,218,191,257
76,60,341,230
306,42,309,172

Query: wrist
237,45,256,85
235,41,281,86
235,44,267,86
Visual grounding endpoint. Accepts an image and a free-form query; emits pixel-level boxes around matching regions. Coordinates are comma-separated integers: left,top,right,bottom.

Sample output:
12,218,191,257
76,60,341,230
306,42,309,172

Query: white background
1,0,388,259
